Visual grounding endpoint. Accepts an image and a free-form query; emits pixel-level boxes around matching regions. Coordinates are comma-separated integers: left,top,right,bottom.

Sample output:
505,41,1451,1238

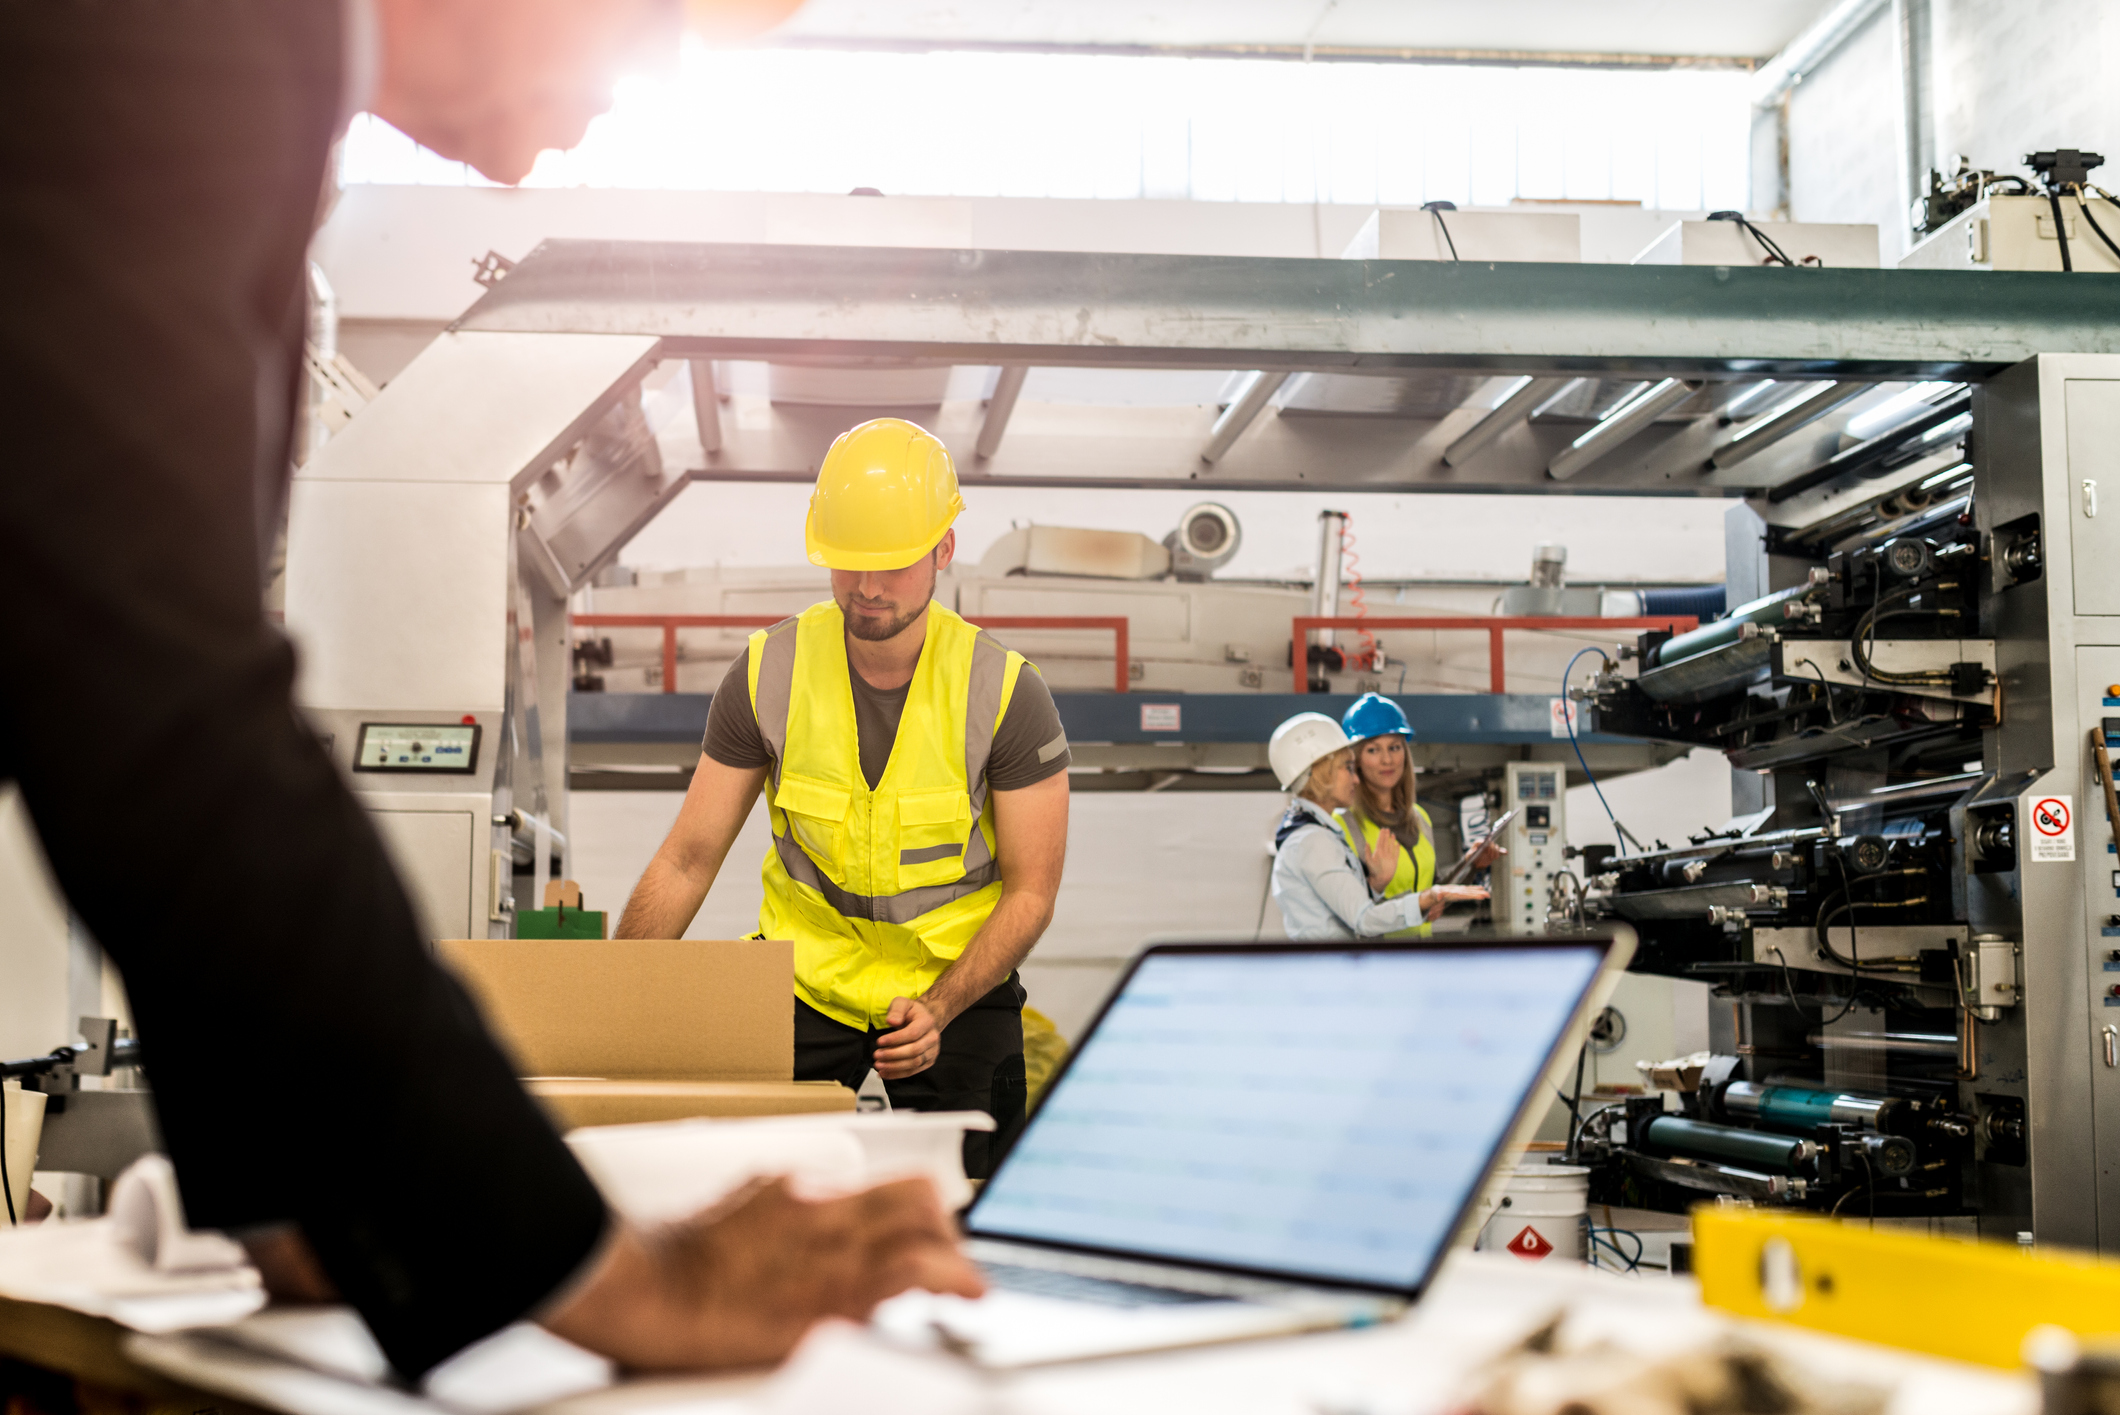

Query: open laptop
872,931,1635,1368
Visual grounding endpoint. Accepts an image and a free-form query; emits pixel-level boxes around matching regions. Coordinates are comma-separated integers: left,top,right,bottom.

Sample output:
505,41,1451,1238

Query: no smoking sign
2029,794,2076,862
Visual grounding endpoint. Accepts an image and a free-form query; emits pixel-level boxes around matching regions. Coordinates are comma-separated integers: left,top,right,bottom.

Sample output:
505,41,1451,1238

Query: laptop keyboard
981,1262,1219,1308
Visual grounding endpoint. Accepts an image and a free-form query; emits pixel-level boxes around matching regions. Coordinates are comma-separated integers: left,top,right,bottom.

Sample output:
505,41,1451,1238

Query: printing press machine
1565,357,2120,1244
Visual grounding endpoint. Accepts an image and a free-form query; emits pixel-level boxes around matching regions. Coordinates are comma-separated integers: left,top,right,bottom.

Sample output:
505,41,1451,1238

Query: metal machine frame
1551,353,2120,1248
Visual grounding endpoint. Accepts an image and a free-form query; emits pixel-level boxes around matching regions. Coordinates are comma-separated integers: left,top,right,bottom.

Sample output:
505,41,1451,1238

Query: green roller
1637,1115,1814,1174
1647,584,1817,670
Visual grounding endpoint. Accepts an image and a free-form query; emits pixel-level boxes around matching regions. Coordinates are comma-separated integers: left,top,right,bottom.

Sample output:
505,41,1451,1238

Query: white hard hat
1268,712,1351,791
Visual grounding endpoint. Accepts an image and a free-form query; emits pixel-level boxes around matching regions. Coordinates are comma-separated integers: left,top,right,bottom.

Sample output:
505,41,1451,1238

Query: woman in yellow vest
1338,693,1501,936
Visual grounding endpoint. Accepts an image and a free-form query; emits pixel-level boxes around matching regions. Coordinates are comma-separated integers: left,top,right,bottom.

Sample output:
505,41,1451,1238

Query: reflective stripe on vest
748,600,1023,1025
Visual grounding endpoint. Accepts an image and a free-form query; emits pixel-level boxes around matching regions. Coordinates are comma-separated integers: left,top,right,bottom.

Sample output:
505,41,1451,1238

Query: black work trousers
796,976,1028,1180
0,1,604,1380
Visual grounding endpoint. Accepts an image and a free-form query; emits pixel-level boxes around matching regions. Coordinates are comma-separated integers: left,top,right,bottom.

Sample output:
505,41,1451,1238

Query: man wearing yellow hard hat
619,418,1072,1177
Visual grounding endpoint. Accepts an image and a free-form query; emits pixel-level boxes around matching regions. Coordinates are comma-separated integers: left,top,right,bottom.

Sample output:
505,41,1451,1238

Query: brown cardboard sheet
437,937,795,1081
527,1079,855,1129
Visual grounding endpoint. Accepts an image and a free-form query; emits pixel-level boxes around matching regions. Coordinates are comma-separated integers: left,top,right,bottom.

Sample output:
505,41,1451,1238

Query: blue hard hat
1341,692,1414,743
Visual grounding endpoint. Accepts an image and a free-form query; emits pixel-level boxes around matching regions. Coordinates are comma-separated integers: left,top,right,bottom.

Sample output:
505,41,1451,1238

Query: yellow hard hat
805,418,965,571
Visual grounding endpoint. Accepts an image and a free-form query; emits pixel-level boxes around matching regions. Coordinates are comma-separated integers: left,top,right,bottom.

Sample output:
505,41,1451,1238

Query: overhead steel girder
453,239,2120,380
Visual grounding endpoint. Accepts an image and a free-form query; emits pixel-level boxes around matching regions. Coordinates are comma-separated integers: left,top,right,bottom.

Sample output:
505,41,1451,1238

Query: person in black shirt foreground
0,0,979,1381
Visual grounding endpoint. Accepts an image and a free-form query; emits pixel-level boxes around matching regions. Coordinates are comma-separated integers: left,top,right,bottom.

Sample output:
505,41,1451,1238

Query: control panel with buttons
1499,762,1566,933
353,721,482,775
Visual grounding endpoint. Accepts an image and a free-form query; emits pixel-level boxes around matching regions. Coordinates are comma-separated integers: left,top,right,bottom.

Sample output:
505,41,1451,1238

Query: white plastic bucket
1472,1162,1589,1262
1,1081,47,1227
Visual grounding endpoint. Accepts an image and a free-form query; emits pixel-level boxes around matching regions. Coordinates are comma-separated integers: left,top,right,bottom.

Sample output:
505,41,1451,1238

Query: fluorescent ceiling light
1721,380,1781,417
1845,381,1958,441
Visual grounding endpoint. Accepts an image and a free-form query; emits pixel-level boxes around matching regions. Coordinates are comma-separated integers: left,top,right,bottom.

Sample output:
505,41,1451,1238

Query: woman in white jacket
1267,713,1489,940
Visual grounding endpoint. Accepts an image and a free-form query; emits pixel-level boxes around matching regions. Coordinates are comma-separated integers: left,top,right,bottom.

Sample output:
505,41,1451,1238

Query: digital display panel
353,723,480,775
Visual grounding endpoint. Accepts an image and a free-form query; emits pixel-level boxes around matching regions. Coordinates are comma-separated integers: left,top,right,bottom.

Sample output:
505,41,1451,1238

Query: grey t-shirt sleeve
702,654,771,769
988,662,1071,791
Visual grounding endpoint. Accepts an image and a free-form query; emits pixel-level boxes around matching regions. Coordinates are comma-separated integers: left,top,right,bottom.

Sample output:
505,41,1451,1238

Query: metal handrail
1290,615,1699,693
573,612,1132,693
573,614,783,693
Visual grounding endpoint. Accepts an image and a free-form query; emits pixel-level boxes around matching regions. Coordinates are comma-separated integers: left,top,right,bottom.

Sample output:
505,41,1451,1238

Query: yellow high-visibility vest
1341,804,1438,939
748,599,1026,1029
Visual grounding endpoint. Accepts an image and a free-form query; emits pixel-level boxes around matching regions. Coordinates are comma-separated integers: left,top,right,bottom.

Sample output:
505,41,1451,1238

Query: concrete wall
1931,0,2120,183
1786,4,1907,252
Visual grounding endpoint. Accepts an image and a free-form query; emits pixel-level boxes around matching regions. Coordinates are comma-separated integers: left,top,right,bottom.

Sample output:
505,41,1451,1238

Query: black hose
1708,210,1798,266
2075,187,2120,265
1850,583,1962,685
1421,201,1460,261
1,1079,13,1226
1815,890,1860,970
1849,586,1917,683
2050,190,2075,272
1563,1041,1588,1162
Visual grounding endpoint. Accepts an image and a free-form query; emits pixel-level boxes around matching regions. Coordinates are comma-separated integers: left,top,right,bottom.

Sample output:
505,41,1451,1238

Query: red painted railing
1290,615,1699,694
573,615,783,693
574,613,1132,693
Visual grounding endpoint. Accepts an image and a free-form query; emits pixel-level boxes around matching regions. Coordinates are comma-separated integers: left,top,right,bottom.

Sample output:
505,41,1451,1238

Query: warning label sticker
2029,795,2076,863
1505,1226,1555,1261
1549,697,1579,739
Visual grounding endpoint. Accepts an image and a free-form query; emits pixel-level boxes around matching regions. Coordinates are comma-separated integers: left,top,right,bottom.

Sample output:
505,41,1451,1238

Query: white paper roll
1,1081,47,1226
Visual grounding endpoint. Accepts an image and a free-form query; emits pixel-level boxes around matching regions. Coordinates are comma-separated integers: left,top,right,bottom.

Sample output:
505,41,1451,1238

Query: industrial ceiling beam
688,359,721,454
974,364,1029,459
455,239,2120,379
1442,375,1576,466
1200,371,1290,463
1706,382,1866,469
1547,378,1701,481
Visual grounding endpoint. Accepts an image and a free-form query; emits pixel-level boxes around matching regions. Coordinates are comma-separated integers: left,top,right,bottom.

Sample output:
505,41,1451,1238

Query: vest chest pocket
895,789,972,889
775,775,850,872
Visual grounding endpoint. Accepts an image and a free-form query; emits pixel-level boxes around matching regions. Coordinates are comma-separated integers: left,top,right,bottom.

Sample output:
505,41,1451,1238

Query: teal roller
1646,584,1817,670
1722,1081,1896,1134
1637,1115,1816,1174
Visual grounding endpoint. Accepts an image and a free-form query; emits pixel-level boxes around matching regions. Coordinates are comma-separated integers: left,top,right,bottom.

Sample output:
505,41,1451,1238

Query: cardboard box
531,1079,853,1128
438,938,852,1125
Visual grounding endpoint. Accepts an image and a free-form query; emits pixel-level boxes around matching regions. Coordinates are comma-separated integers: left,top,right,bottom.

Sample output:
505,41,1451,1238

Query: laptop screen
966,941,1610,1293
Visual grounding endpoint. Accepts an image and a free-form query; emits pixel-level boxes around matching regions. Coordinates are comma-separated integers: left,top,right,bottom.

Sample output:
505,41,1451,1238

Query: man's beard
841,597,927,642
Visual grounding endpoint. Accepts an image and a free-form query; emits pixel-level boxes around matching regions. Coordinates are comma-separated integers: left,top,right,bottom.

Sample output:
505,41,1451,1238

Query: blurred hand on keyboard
544,1175,985,1369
